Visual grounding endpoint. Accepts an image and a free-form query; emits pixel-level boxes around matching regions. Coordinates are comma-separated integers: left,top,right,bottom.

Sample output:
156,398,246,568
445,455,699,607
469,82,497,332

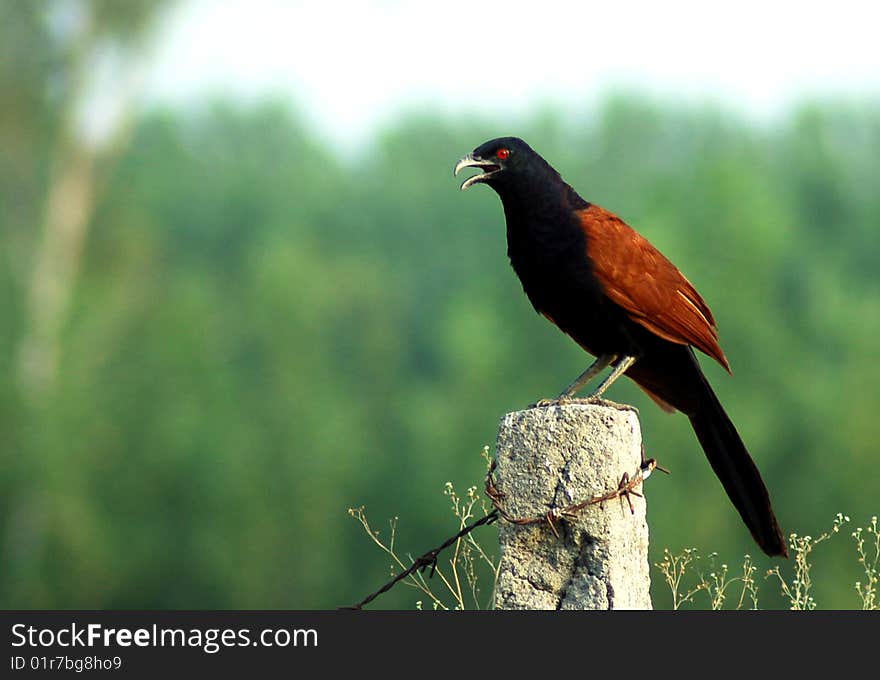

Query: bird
454,136,787,557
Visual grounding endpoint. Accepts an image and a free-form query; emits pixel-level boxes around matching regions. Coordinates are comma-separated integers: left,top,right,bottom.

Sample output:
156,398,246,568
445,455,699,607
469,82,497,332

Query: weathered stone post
492,402,652,610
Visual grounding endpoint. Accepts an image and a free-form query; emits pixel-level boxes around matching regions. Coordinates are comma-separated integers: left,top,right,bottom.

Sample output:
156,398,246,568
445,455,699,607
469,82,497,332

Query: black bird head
454,137,560,192
454,137,580,216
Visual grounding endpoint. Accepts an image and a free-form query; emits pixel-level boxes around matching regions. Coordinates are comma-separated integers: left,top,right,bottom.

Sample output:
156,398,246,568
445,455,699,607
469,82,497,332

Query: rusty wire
345,457,666,609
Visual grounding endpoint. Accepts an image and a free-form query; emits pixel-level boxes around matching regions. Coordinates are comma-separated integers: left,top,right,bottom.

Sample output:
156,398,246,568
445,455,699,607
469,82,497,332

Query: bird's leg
557,354,615,399
587,355,637,399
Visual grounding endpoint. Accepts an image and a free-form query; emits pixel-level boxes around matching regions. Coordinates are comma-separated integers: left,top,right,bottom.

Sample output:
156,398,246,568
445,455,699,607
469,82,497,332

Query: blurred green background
1,1,878,610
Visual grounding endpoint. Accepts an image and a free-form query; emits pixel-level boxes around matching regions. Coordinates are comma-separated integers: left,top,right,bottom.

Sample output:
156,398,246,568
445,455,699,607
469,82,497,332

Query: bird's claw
529,396,572,408
529,395,636,412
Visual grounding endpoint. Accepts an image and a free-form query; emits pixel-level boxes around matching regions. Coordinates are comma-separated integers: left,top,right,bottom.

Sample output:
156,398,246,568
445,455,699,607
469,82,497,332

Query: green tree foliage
1,11,878,607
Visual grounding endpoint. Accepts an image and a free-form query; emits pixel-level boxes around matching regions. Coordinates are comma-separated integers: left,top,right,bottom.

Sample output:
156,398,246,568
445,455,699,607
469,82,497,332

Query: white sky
142,0,880,147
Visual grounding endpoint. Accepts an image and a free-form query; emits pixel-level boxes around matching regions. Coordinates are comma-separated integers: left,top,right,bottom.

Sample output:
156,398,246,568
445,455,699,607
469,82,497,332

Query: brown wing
577,205,731,373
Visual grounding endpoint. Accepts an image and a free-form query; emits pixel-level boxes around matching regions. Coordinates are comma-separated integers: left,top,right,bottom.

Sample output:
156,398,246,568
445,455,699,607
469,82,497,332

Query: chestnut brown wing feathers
578,206,731,373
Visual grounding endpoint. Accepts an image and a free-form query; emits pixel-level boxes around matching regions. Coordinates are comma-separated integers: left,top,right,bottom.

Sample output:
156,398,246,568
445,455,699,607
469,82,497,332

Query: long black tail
688,375,787,557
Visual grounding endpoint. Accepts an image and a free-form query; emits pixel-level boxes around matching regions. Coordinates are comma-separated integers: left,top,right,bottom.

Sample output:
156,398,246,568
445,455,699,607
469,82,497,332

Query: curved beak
454,153,501,190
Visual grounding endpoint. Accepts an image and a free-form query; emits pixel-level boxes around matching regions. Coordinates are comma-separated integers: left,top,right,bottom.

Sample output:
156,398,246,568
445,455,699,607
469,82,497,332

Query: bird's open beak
454,153,501,191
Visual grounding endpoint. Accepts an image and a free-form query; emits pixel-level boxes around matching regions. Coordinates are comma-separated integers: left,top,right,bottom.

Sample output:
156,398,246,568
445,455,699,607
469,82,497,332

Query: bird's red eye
497,148,510,160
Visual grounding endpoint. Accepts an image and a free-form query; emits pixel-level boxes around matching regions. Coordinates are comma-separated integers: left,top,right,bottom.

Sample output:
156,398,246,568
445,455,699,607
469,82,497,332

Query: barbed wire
345,457,666,609
343,509,500,610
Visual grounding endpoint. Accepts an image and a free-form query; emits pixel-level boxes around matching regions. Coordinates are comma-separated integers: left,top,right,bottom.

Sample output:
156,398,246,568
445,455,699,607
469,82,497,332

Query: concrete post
492,402,652,610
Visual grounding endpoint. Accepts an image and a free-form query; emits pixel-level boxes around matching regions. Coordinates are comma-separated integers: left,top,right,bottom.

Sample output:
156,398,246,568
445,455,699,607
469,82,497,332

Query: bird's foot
529,396,572,408
529,395,637,412
580,396,638,412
